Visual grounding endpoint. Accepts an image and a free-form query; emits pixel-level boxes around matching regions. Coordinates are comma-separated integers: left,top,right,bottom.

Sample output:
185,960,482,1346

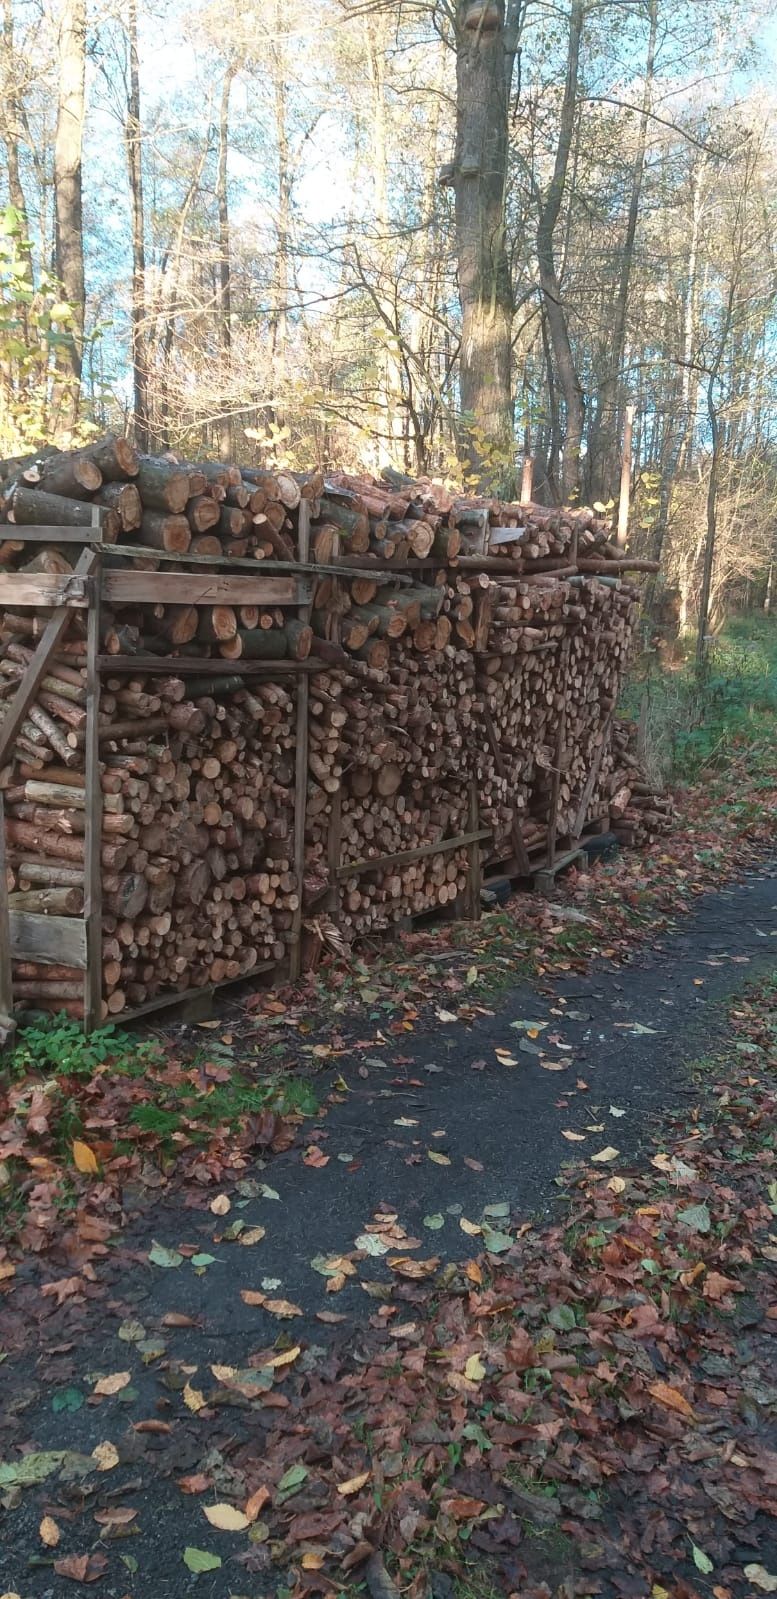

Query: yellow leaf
326,1272,346,1293
302,1552,325,1570
92,1441,119,1472
203,1503,249,1531
239,1226,266,1246
210,1364,235,1382
562,1130,586,1142
459,1218,481,1236
591,1146,619,1163
210,1194,230,1215
336,1470,371,1497
94,1370,131,1396
608,1176,626,1194
39,1515,60,1547
464,1353,486,1382
183,1380,206,1412
72,1139,99,1175
428,1151,451,1165
264,1346,300,1370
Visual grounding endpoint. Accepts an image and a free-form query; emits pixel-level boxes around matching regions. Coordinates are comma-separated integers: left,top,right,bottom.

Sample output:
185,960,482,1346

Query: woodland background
0,0,776,639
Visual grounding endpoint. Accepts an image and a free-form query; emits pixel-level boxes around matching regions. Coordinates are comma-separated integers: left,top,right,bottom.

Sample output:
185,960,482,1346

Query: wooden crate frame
0,509,490,1031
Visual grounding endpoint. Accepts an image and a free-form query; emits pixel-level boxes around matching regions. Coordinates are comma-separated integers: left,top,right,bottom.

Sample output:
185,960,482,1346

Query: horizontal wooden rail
336,828,492,878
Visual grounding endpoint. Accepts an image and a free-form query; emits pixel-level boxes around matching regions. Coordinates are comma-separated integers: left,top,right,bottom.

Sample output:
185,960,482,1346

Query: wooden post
0,792,15,1037
289,499,311,981
83,513,103,1031
464,780,482,920
547,636,571,868
520,456,534,505
617,403,635,549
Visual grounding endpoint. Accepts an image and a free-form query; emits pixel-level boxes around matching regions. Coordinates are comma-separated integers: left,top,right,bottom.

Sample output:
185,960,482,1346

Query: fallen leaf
590,1146,619,1163
244,1485,270,1521
92,1442,119,1471
703,1270,741,1300
677,1201,711,1233
241,1290,266,1306
337,1470,371,1497
744,1565,777,1593
440,1495,486,1520
608,1176,627,1194
648,1381,695,1419
692,1544,714,1574
464,1353,486,1382
203,1503,249,1531
562,1130,586,1142
210,1193,230,1215
427,1150,451,1165
93,1506,137,1527
183,1381,207,1412
239,1226,266,1246
71,1140,99,1175
54,1554,108,1583
39,1515,60,1547
148,1241,183,1269
264,1298,303,1318
93,1371,131,1397
182,1548,221,1573
178,1473,212,1494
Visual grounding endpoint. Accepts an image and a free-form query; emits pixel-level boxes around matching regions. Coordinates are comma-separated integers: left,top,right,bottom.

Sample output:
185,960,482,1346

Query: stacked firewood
601,720,675,847
0,440,663,1020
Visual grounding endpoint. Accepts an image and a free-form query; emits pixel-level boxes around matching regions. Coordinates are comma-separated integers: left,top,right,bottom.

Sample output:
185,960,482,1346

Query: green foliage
7,1015,159,1082
0,204,100,456
625,615,777,783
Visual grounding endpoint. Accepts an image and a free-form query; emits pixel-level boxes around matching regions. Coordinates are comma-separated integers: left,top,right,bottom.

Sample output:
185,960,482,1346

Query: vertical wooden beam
0,792,14,1032
464,780,482,921
83,515,103,1032
289,500,311,981
547,636,571,869
520,455,534,505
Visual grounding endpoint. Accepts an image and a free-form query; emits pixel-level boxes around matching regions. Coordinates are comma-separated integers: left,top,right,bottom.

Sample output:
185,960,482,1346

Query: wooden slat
101,571,308,606
337,828,492,879
1,525,103,543
0,548,96,767
83,528,103,1030
464,781,483,920
547,636,570,869
97,655,327,676
289,500,311,981
104,544,404,582
9,911,87,968
572,712,612,838
482,704,532,875
0,569,92,607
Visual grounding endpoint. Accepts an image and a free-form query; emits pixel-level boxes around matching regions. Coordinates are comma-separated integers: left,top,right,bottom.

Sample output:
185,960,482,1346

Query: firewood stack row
0,439,663,1021
598,719,675,847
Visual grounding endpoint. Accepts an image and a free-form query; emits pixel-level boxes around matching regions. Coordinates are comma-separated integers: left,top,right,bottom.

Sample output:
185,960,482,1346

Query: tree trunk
587,0,656,503
54,0,87,401
0,0,31,252
125,0,149,451
452,1,521,492
216,62,236,460
536,0,585,504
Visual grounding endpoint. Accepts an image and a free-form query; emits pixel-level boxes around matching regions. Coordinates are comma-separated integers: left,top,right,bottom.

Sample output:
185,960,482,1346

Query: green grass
623,613,777,783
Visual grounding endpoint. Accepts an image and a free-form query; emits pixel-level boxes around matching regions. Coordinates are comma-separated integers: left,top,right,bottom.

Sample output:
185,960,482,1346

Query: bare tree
451,0,523,490
54,0,87,399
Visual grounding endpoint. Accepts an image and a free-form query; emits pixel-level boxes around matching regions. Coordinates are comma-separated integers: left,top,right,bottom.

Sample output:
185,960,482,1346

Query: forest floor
0,860,776,1598
1,629,776,1598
